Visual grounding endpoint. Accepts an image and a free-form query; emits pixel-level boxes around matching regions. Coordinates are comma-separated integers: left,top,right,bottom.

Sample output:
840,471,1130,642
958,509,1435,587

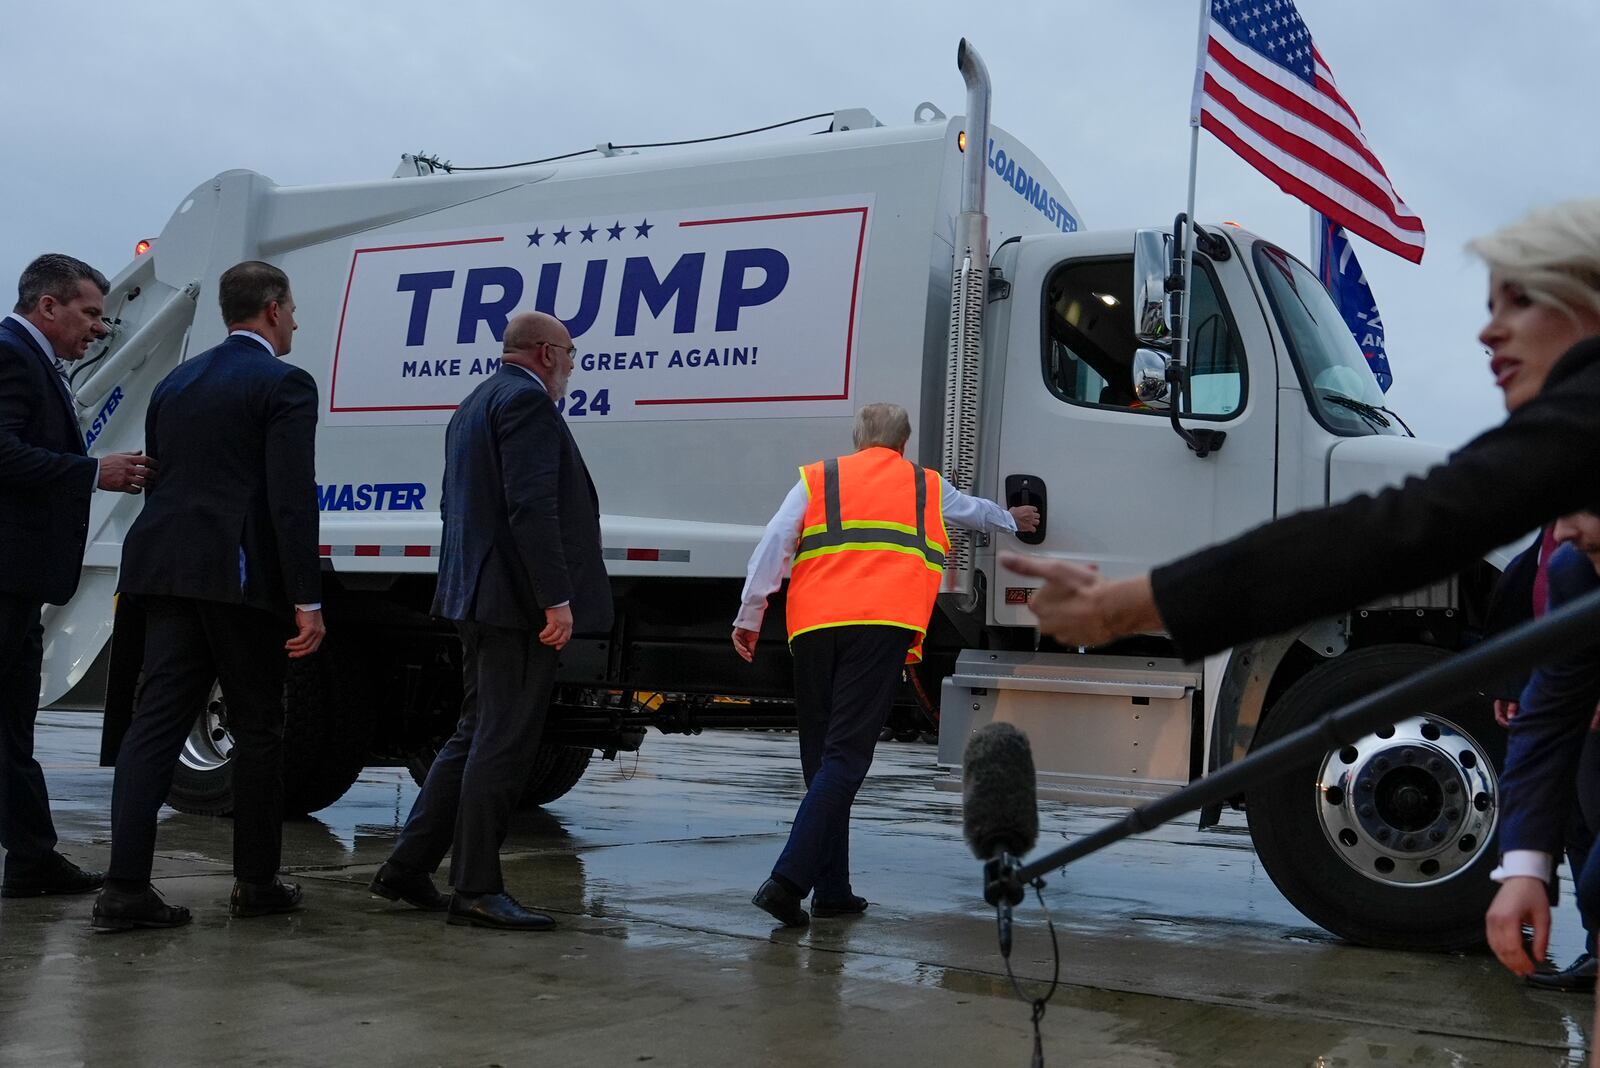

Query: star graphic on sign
606,221,625,241
553,226,570,245
527,229,543,247
579,223,598,243
634,219,653,238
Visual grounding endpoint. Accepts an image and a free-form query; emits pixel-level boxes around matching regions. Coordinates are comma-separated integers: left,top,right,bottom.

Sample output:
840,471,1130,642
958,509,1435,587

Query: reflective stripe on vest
785,447,949,664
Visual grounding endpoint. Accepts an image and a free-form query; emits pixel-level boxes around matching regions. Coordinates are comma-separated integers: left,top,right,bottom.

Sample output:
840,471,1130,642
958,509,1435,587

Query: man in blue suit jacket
373,311,611,930
1486,524,1600,985
0,254,151,899
93,261,324,931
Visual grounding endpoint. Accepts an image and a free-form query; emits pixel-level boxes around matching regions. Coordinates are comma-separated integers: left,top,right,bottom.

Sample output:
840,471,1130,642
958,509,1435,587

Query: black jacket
432,365,612,633
1153,336,1600,660
118,333,321,613
0,316,97,604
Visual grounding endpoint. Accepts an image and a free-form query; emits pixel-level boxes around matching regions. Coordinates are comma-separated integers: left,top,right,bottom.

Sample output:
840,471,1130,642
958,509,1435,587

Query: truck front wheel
1245,644,1503,951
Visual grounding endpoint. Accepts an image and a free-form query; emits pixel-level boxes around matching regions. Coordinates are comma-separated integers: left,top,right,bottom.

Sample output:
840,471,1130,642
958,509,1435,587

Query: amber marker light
134,239,154,256
958,130,967,152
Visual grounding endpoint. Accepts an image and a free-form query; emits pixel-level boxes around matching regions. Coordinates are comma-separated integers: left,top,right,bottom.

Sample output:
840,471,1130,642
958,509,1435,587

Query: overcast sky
3,0,1595,445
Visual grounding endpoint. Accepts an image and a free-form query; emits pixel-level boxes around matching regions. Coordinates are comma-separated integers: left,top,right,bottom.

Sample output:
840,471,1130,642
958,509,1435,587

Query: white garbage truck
51,42,1509,950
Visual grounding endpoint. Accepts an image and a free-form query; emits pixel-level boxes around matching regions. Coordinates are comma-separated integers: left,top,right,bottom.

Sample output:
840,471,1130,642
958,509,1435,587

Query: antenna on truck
407,112,837,174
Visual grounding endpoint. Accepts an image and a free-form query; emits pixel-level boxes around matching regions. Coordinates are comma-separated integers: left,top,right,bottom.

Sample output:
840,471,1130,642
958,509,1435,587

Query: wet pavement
1,711,1593,1067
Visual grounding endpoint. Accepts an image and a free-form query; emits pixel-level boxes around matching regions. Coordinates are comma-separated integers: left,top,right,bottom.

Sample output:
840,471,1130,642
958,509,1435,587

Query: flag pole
1177,0,1210,397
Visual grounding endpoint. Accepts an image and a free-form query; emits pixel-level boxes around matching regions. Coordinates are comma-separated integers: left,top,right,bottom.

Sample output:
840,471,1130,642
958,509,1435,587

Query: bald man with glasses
373,312,610,931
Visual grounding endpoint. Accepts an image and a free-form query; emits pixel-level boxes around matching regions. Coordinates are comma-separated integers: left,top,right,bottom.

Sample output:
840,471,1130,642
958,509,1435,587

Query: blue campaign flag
1311,211,1392,391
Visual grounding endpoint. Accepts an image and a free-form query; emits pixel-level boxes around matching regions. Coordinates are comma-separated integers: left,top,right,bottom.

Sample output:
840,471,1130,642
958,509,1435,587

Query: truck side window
1041,256,1245,418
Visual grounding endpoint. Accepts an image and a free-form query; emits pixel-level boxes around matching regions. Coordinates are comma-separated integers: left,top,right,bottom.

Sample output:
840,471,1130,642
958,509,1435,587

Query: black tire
405,740,593,809
520,744,593,807
1245,644,1504,951
165,641,377,818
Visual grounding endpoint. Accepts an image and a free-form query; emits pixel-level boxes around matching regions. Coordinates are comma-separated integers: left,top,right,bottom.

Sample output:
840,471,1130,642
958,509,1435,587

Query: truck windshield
1253,243,1406,437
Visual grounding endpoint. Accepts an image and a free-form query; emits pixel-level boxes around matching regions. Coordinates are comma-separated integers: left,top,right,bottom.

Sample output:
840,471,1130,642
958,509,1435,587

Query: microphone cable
999,880,1061,1068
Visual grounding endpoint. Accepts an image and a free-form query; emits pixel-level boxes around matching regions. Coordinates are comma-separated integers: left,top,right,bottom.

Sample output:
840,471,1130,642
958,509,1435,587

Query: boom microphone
962,722,1038,958
962,721,1039,863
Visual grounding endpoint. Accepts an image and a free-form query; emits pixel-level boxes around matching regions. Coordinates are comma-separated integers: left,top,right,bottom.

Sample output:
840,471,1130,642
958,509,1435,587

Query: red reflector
134,239,153,256
318,545,331,557
625,548,661,561
353,545,381,557
403,545,432,557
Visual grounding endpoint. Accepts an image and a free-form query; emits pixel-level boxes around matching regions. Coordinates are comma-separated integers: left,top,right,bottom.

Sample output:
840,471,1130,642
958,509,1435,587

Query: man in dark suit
92,261,324,931
1486,530,1600,986
1,253,152,899
372,310,610,930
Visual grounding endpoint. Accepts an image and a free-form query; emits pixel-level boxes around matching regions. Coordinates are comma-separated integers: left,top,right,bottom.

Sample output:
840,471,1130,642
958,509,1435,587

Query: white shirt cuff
733,604,765,632
1490,850,1554,884
295,603,322,612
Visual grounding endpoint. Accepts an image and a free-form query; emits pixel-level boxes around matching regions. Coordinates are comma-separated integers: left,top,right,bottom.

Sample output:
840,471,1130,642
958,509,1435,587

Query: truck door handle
1003,474,1047,546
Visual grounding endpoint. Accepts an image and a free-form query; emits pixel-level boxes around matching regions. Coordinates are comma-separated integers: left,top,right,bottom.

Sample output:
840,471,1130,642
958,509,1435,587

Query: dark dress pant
772,625,913,900
108,596,289,883
389,621,557,895
0,595,59,876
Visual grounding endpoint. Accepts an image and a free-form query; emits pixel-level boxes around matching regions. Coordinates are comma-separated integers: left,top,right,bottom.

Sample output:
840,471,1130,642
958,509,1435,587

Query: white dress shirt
1490,850,1554,884
733,468,1020,632
5,312,101,486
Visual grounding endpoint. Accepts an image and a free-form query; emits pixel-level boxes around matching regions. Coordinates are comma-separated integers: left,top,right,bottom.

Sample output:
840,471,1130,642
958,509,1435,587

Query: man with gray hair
733,402,1038,927
1,254,153,898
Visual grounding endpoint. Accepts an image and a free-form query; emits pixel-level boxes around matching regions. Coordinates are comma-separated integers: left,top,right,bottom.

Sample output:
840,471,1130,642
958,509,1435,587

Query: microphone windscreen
961,722,1039,860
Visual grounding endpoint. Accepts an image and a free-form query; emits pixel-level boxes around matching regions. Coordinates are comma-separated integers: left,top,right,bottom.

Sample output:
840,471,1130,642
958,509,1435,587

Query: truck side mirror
1133,229,1173,347
1132,348,1171,410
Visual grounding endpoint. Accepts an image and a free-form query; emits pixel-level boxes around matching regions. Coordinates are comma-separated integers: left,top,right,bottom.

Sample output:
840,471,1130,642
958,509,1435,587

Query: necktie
51,356,71,389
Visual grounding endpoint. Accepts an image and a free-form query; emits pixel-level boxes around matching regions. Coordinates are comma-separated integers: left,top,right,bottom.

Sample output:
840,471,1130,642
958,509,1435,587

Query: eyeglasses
543,341,577,357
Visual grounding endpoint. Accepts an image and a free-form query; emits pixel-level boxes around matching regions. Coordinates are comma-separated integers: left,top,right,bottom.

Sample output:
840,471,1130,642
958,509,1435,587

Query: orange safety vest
786,446,950,664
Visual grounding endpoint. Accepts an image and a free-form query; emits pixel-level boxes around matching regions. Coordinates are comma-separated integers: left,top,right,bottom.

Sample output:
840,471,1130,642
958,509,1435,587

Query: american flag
1193,0,1425,263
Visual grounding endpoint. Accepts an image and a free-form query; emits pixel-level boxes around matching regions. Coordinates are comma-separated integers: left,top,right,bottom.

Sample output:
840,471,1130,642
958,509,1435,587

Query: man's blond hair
852,403,912,451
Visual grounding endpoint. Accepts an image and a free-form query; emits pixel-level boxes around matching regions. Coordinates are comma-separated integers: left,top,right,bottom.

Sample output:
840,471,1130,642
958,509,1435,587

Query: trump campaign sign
326,196,873,425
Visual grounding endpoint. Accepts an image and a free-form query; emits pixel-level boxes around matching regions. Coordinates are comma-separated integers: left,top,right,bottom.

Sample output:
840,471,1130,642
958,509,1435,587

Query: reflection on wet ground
0,711,1591,1066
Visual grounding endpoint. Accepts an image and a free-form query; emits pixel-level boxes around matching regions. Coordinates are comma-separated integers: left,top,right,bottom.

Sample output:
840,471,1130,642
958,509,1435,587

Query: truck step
936,651,1200,806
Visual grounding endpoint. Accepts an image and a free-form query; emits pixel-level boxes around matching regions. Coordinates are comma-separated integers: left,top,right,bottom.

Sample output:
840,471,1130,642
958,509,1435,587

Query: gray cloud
3,0,1593,445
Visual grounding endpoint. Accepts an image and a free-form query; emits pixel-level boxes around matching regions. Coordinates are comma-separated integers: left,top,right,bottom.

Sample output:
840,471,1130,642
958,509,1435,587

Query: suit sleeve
0,349,96,493
262,367,322,606
1496,549,1600,857
497,392,571,611
1151,343,1600,660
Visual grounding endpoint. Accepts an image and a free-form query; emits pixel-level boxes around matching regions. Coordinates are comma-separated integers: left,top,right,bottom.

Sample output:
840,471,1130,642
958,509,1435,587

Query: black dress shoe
812,893,869,918
370,861,448,912
446,891,556,930
91,884,192,932
230,878,304,918
2,853,105,898
752,878,810,928
1527,952,1598,993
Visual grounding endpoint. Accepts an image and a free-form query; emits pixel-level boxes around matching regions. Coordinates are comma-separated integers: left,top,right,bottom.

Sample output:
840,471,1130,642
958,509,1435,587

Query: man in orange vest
732,402,1039,927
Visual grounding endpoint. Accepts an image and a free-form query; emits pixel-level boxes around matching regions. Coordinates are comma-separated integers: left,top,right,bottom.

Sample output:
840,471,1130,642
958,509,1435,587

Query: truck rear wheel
166,642,376,817
405,739,593,809
1245,644,1502,951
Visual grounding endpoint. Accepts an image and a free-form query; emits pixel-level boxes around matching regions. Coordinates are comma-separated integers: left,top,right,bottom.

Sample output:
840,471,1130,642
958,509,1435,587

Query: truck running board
936,651,1200,806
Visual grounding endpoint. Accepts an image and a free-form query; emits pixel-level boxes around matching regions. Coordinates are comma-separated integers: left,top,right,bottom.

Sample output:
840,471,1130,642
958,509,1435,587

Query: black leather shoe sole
230,884,303,918
445,910,557,930
370,874,448,913
812,896,869,918
1526,973,1598,993
752,880,810,928
3,874,105,898
90,907,192,933
3,883,102,898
